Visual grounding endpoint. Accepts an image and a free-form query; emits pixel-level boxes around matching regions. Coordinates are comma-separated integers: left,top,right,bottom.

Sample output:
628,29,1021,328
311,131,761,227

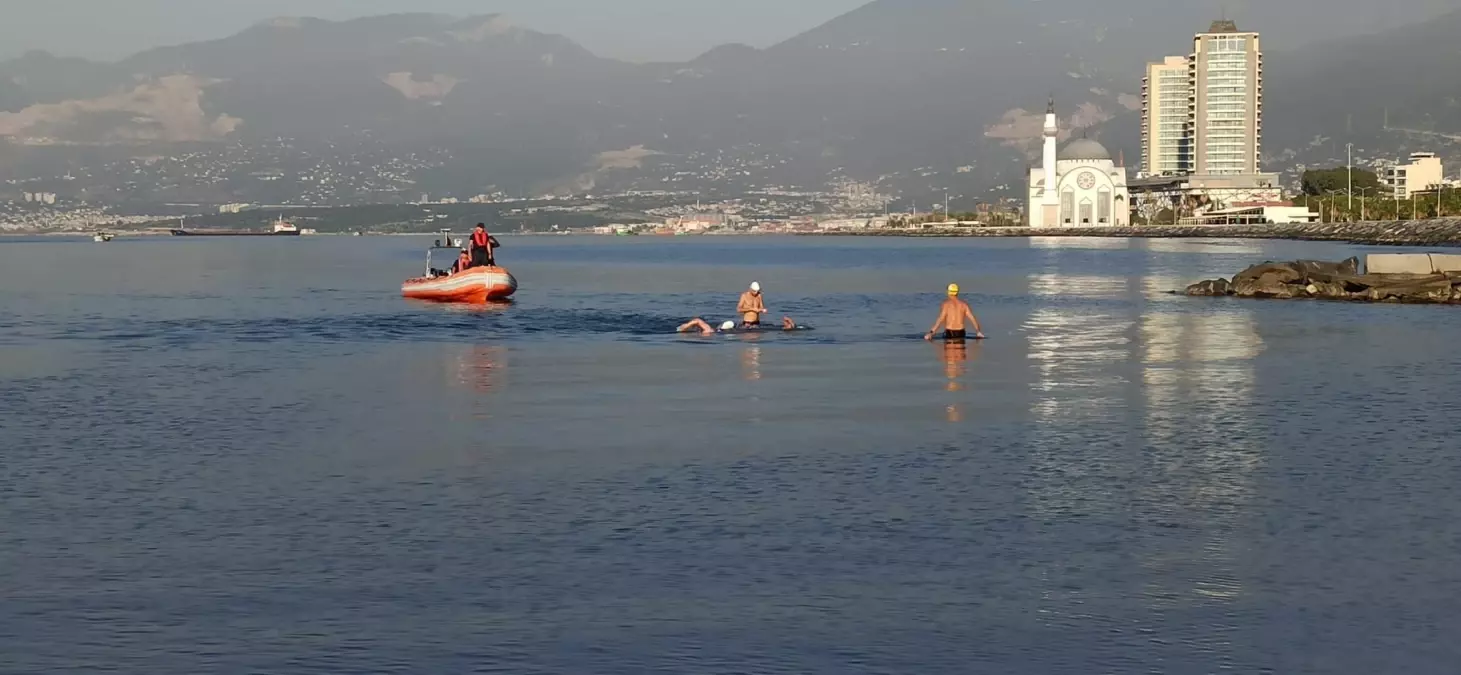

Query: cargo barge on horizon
170,217,301,237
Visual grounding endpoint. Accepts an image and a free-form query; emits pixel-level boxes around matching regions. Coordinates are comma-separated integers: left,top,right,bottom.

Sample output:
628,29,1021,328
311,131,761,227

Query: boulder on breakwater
1185,254,1461,304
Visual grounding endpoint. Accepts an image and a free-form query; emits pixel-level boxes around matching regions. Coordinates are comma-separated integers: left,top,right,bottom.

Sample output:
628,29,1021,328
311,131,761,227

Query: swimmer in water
737,281,767,327
924,283,985,341
678,316,798,335
678,318,738,335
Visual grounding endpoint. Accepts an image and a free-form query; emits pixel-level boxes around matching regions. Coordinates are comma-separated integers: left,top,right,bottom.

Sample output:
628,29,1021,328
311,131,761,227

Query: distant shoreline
0,230,570,238
0,230,467,238
10,220,1461,247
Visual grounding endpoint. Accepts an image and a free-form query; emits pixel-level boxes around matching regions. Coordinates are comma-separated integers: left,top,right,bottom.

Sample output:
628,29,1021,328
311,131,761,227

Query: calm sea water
4,234,1461,674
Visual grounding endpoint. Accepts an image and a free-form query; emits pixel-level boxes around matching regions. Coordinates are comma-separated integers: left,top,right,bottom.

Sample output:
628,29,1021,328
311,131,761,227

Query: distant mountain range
3,1,1461,202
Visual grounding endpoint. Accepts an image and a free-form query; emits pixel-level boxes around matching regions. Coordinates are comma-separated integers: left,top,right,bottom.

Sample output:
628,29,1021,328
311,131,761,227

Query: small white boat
93,232,115,242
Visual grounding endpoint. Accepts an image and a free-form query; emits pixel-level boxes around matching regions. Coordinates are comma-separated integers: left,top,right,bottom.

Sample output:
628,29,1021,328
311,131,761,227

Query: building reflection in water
1025,238,1138,519
1029,236,1131,250
1138,279,1263,609
1025,272,1131,417
1023,237,1269,643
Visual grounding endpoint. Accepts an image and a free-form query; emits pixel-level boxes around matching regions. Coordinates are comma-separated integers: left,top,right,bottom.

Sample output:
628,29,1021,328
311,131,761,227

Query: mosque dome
1058,138,1111,161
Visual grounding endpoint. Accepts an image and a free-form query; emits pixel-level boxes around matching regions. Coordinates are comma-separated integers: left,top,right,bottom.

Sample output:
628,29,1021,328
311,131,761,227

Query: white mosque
1027,98,1131,228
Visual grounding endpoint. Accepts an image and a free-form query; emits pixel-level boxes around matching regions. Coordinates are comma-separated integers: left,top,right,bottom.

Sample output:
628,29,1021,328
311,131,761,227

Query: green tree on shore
1298,187,1461,222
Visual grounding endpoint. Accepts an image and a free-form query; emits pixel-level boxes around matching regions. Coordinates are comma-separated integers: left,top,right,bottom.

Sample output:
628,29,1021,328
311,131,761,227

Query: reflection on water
941,341,967,392
1028,236,1131,250
9,236,1461,673
452,345,508,395
1022,257,1143,632
1026,274,1131,405
935,340,979,422
412,300,515,315
1143,238,1265,256
1023,270,1135,513
1139,299,1263,611
741,344,762,381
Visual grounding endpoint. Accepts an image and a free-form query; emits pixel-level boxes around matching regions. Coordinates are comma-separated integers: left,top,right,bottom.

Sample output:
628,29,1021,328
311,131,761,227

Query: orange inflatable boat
401,231,518,303
402,265,517,303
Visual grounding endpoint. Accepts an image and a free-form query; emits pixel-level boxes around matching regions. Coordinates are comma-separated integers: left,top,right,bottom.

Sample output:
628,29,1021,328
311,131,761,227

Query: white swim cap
720,321,736,330
750,281,761,292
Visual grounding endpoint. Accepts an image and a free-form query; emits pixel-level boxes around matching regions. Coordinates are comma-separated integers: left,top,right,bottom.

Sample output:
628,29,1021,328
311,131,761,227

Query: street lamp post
1323,189,1344,223
1346,142,1354,216
1356,186,1376,221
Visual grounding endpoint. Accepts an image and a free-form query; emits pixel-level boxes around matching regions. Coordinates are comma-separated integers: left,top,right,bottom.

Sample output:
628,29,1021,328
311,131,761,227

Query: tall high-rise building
1190,20,1262,175
1141,56,1192,176
1140,21,1263,177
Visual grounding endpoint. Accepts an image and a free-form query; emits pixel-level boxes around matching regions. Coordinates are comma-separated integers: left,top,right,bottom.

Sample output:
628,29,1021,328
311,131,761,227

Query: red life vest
472,230,490,248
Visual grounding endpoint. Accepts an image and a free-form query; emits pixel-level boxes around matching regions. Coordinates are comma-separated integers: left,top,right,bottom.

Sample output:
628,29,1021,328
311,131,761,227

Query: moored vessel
171,216,300,236
92,232,115,242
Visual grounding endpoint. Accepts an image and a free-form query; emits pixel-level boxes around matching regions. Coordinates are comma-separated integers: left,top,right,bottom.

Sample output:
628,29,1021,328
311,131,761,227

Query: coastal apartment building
1384,152,1444,199
1141,21,1263,177
1141,56,1191,176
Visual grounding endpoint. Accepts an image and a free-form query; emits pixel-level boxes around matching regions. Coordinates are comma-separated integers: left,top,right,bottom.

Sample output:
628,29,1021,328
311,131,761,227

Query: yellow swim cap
947,283,959,295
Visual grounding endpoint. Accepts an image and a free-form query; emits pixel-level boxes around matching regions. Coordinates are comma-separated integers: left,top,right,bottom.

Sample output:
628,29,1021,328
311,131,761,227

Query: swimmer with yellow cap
925,283,984,341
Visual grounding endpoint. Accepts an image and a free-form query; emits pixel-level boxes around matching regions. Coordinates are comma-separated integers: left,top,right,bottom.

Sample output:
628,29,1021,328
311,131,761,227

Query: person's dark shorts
943,329,966,341
742,321,761,328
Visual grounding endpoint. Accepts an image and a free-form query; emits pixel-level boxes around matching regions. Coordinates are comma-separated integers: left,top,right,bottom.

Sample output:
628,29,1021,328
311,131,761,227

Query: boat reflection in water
452,345,508,396
412,300,514,314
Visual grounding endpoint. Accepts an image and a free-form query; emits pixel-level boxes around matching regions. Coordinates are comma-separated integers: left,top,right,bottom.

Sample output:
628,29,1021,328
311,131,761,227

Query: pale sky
0,0,870,63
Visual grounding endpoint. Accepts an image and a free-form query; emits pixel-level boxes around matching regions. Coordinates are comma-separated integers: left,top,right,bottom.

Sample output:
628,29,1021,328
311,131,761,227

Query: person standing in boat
469,223,501,268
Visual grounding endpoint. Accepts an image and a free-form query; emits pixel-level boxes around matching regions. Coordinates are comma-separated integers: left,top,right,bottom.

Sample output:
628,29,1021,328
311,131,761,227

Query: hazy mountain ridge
1264,8,1461,152
3,1,1460,201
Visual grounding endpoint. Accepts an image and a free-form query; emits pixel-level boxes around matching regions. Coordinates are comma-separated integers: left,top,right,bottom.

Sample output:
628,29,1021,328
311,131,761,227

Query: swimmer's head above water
720,320,736,330
947,283,959,296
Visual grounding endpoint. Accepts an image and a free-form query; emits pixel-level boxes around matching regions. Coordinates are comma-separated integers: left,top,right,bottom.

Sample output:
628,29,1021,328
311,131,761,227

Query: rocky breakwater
1185,253,1461,304
815,219,1461,246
